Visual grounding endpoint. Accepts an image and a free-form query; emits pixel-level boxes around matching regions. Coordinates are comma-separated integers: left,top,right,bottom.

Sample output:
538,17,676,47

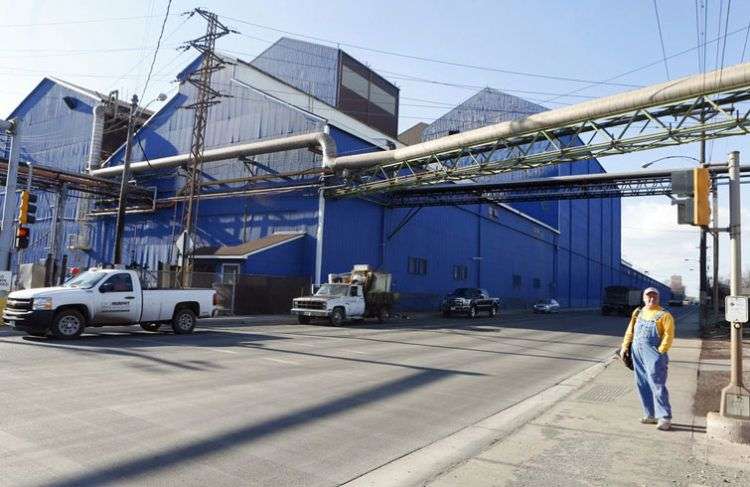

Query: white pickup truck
3,269,218,339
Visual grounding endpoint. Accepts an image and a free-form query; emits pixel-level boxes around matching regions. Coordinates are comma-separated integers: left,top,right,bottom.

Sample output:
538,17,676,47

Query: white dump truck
3,268,218,339
291,265,395,325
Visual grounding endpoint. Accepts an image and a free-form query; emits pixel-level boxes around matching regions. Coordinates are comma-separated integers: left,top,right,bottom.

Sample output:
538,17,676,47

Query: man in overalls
620,287,675,431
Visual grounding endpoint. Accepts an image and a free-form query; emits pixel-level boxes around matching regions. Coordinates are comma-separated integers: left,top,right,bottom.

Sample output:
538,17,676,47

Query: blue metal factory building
3,37,670,311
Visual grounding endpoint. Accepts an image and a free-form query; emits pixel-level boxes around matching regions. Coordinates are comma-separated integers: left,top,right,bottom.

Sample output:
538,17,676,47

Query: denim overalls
631,309,672,420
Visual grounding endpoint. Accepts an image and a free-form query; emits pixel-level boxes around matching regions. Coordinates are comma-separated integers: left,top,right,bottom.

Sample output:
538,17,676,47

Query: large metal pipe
328,62,750,171
91,131,336,177
90,62,750,180
86,103,107,172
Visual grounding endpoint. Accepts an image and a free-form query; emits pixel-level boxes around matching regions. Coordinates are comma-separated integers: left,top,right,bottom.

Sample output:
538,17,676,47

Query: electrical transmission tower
178,8,234,286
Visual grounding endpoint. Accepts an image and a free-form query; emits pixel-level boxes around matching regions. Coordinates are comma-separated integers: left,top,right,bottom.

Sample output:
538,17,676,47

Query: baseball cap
643,287,660,296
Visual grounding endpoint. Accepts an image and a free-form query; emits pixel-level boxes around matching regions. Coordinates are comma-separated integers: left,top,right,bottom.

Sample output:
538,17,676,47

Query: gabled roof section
232,56,401,148
250,37,340,106
423,87,548,141
7,76,150,121
6,77,99,119
193,232,305,259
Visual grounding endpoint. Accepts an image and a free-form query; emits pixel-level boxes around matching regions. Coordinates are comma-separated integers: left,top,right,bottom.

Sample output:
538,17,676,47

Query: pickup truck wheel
141,323,161,332
489,306,498,318
377,307,391,324
172,308,196,334
298,315,311,324
50,309,85,339
330,307,345,326
468,306,477,319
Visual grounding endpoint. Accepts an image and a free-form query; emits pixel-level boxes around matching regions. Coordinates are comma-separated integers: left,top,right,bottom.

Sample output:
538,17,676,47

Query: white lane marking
261,357,300,365
343,349,368,355
128,337,238,354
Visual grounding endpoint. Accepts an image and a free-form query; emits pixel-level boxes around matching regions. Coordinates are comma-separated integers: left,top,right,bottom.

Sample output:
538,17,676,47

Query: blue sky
3,0,750,295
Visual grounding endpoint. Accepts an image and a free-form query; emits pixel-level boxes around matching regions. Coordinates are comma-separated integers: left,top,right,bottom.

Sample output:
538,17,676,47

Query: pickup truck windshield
63,270,107,289
452,288,476,298
315,284,350,297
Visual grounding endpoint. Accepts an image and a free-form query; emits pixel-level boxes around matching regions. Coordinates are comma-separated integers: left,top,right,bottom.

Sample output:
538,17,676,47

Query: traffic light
693,167,711,226
670,168,711,227
15,226,29,250
18,190,37,225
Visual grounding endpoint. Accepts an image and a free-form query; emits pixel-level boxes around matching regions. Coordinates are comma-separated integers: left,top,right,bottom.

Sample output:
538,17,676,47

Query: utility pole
722,151,750,414
0,118,20,271
113,94,139,265
178,8,234,286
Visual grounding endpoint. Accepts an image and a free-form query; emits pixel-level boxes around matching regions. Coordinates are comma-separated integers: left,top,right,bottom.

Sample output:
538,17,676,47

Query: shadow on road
41,367,465,487
0,330,288,372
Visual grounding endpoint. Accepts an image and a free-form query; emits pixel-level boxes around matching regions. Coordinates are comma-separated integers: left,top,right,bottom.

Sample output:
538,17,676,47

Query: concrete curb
342,354,619,487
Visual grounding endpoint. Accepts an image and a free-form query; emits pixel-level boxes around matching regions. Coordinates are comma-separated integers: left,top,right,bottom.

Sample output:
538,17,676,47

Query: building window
513,274,522,289
341,65,397,115
408,257,427,275
533,278,541,289
221,263,240,285
370,83,397,115
341,66,369,98
453,265,468,281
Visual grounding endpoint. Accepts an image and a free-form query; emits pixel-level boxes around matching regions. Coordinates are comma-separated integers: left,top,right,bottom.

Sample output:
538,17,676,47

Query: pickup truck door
348,285,366,317
93,273,141,324
476,290,490,310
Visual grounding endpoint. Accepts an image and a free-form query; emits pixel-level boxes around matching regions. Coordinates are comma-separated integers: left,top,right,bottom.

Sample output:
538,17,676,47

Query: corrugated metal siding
422,88,559,228
250,37,339,106
108,67,326,197
4,79,96,269
243,236,306,276
321,129,383,276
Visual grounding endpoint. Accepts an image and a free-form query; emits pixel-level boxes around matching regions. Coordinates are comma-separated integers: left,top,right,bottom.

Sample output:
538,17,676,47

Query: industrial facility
1,36,669,313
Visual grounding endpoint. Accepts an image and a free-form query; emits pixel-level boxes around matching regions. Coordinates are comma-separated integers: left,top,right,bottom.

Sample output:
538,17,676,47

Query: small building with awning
192,232,309,314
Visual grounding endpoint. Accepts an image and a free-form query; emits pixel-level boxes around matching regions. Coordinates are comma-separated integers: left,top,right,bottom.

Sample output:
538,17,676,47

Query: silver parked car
533,298,560,314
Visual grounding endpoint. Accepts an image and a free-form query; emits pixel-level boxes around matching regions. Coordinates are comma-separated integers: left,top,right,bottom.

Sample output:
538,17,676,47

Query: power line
742,14,750,62
223,16,643,89
695,0,704,72
653,0,671,80
0,14,173,28
139,0,173,106
543,15,750,103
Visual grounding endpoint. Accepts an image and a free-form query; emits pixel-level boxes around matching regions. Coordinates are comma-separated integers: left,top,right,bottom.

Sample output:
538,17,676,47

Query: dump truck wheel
330,307,345,326
377,307,390,324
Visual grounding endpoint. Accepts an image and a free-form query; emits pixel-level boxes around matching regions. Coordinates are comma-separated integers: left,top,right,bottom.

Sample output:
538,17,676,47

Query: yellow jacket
620,306,675,354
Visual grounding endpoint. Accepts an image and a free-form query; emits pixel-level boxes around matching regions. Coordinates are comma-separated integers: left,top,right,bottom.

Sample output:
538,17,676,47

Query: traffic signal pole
15,163,32,281
0,118,21,271
707,151,750,443
699,136,707,330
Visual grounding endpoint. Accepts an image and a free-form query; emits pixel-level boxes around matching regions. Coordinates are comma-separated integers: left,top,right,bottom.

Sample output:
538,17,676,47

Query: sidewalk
425,310,750,486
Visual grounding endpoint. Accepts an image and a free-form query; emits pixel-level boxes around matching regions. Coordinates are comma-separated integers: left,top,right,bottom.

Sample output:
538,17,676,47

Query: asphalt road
0,308,693,486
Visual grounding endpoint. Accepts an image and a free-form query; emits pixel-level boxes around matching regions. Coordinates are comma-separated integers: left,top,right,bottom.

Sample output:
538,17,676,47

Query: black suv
441,288,500,318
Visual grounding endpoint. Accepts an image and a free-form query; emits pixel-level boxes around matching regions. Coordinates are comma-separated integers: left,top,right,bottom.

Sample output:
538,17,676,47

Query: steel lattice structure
179,8,235,283
327,90,750,198
381,165,749,207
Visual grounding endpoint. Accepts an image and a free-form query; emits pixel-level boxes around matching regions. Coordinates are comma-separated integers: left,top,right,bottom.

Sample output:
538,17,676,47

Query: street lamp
641,155,701,169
